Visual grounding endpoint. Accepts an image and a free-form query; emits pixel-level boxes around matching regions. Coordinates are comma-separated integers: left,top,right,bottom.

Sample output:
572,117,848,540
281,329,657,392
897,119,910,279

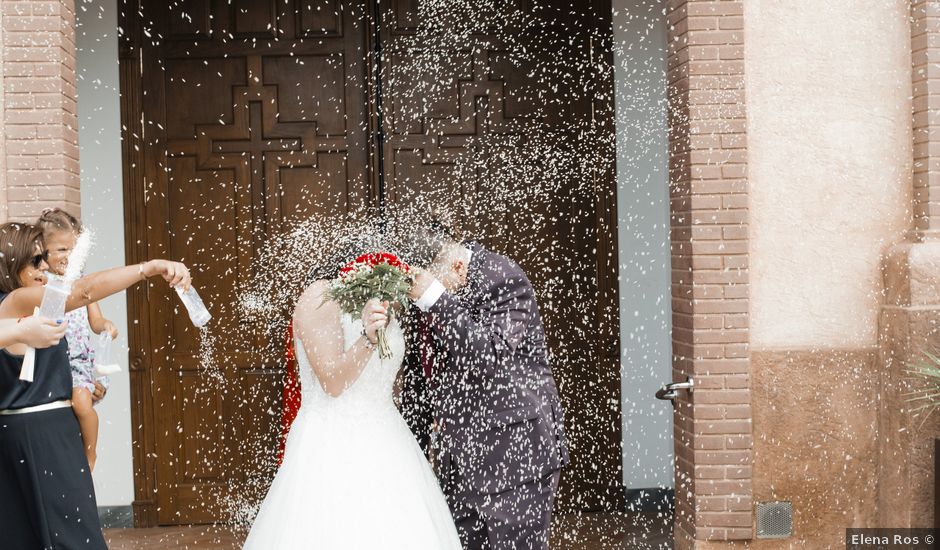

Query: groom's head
404,218,471,292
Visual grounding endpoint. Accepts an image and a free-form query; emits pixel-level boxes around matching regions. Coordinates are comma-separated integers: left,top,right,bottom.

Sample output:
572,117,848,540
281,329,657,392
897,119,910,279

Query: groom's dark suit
401,241,569,550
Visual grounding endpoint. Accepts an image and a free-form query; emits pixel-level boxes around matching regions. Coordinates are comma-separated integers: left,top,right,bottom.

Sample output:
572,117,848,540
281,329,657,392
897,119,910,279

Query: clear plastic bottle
38,277,70,320
94,332,121,377
176,285,212,328
20,278,71,382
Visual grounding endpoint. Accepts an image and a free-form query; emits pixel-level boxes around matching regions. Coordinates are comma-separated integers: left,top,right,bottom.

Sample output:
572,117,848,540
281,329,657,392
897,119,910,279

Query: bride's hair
303,233,377,284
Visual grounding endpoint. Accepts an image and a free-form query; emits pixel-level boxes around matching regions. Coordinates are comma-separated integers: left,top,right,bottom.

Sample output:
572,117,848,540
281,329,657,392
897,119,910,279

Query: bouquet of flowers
325,252,414,359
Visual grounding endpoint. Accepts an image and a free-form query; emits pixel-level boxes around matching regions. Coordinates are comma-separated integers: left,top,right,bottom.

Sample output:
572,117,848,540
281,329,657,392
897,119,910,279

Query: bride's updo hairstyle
304,233,378,285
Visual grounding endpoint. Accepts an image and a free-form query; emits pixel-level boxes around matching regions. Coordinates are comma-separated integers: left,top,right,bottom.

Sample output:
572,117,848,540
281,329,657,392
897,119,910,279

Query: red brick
724,343,749,358
692,358,749,375
694,465,726,479
722,284,749,299
686,2,743,16
5,138,65,155
687,16,719,31
699,512,752,528
726,466,753,479
721,164,747,178
723,255,748,269
721,225,748,240
2,3,31,16
3,76,64,94
695,496,728,512
693,329,748,344
727,495,753,511
687,30,744,46
31,2,64,16
726,527,754,539
690,210,747,225
726,435,753,450
695,480,752,496
693,298,748,314
695,389,750,405
693,433,727,451
690,178,747,194
696,527,729,540
3,63,62,79
723,404,751,418
694,418,751,434
688,45,719,60
693,450,753,466
724,375,748,389
3,15,64,32
719,16,744,30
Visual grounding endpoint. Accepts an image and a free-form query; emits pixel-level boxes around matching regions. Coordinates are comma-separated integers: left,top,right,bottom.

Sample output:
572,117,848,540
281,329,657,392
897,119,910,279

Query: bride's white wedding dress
243,314,461,549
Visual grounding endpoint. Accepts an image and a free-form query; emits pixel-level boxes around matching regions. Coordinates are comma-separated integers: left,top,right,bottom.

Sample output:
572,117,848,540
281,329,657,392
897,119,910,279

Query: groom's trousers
444,468,561,550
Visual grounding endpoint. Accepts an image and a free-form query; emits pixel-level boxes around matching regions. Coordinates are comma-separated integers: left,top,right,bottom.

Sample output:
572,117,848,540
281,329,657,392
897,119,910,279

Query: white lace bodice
293,313,405,416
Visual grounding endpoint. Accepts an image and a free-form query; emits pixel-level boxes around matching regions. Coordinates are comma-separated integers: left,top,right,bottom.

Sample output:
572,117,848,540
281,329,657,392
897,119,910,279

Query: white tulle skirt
242,402,462,550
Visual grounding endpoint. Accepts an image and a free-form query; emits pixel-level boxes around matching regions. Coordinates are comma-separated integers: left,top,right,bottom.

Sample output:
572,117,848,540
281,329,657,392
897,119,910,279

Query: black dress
0,293,107,550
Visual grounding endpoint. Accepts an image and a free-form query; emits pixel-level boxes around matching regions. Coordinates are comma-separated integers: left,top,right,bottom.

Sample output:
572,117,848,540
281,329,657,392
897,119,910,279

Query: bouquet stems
376,328,392,359
375,310,393,359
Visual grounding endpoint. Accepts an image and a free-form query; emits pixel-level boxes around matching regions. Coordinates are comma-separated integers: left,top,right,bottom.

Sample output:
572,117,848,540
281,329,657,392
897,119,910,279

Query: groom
401,222,569,550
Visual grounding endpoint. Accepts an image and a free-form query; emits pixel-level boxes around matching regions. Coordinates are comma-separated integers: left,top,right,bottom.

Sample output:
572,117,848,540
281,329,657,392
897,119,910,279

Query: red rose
340,252,410,275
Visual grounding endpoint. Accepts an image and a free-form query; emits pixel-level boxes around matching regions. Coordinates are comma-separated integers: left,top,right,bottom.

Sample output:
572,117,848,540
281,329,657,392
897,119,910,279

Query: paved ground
104,511,674,549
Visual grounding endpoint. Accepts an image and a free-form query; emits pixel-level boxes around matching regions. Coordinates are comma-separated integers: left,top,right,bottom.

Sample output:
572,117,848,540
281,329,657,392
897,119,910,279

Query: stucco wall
747,0,912,350
744,1,912,545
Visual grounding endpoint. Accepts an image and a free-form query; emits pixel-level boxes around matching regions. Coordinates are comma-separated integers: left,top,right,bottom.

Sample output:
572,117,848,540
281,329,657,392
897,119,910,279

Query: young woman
0,222,191,550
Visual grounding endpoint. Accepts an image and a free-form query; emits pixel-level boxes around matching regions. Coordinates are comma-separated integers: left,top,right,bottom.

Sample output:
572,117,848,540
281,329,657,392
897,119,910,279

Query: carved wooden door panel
122,0,373,524
379,0,622,512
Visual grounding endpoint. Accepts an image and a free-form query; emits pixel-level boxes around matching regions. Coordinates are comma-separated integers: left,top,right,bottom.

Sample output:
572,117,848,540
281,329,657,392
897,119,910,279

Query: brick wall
913,0,940,241
666,0,752,546
1,0,80,222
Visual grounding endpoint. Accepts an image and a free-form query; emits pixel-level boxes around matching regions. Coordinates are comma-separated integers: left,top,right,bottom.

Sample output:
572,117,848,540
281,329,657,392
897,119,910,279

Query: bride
242,261,461,549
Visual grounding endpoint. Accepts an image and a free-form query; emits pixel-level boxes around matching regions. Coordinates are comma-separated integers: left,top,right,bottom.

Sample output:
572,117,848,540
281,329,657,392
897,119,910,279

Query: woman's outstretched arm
0,259,191,319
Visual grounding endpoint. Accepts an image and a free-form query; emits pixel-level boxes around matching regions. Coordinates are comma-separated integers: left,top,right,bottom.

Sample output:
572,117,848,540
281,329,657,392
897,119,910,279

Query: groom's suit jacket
401,242,569,495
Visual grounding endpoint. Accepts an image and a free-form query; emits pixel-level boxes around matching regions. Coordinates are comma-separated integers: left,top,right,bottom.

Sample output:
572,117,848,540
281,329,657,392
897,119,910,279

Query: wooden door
379,0,622,511
121,0,620,525
120,0,374,524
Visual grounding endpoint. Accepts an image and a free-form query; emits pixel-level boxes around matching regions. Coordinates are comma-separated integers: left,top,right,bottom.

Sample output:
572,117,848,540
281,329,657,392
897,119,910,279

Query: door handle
655,376,694,402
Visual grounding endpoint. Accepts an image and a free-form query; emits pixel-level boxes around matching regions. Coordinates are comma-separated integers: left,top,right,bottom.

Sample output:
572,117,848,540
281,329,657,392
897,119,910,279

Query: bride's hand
361,299,388,344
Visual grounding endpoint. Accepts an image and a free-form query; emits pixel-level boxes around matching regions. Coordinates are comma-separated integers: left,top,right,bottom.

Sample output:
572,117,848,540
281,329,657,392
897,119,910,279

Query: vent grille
756,501,792,539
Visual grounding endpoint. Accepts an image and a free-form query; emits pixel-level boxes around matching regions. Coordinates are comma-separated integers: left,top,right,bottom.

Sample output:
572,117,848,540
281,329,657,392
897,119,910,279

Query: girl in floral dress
38,208,118,471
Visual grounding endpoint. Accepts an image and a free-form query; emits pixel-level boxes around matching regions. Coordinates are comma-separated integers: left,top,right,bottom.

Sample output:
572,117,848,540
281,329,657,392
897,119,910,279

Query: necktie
419,314,434,379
